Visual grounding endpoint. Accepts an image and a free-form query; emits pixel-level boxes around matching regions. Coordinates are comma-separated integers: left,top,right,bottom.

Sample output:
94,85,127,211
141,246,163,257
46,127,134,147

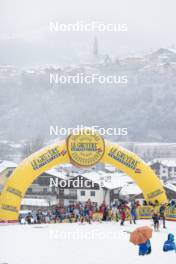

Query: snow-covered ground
0,220,176,264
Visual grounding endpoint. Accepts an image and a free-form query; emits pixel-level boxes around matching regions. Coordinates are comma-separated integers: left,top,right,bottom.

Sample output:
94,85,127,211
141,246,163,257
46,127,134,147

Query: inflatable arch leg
101,141,167,204
0,137,167,222
0,141,69,222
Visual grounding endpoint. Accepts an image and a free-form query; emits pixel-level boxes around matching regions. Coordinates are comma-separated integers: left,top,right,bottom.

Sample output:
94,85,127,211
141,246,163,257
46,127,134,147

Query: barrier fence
138,206,176,221
92,206,176,222
1,206,176,223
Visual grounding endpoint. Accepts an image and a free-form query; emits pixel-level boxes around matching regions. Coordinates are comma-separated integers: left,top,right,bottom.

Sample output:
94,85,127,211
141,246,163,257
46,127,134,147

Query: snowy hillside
0,48,176,142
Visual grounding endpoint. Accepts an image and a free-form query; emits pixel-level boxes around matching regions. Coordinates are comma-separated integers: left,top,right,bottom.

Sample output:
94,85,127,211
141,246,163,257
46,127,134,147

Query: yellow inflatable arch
0,129,167,222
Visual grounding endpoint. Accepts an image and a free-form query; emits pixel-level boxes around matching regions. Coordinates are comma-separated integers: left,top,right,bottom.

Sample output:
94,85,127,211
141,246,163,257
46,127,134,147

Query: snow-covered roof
120,183,142,196
119,182,176,197
167,48,176,54
149,158,176,167
166,179,176,185
104,164,117,172
134,142,176,146
45,169,67,179
21,198,57,207
163,183,176,193
57,163,73,168
78,171,133,190
149,48,176,58
0,160,17,173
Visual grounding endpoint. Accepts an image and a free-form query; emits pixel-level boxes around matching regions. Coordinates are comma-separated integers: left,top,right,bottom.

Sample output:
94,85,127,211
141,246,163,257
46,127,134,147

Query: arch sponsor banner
0,129,167,222
0,141,69,221
101,141,167,204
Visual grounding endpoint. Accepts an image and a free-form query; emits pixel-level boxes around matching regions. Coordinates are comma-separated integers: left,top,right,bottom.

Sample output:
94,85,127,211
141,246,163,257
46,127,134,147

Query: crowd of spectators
19,199,139,225
20,199,176,226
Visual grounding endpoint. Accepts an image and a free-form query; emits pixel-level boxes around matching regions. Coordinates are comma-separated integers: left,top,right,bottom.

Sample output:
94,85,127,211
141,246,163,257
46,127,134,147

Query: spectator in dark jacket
159,204,166,229
152,211,160,231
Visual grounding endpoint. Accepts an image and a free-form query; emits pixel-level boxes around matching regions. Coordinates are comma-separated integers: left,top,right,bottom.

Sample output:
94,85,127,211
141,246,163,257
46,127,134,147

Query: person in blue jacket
163,233,176,252
139,240,152,256
130,202,137,224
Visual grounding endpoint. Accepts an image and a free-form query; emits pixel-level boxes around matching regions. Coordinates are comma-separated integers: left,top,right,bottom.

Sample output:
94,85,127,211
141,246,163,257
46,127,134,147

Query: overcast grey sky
0,0,176,65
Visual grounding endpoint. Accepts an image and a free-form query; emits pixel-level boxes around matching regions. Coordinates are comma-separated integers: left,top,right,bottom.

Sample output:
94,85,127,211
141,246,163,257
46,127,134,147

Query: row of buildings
1,45,176,80
0,158,176,210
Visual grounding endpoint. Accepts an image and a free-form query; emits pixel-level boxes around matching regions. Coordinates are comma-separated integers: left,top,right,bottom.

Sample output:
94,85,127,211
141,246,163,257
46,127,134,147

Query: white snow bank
0,220,175,264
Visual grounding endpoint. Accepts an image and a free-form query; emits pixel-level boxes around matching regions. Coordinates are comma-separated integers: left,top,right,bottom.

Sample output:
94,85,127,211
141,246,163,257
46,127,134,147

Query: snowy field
0,220,176,264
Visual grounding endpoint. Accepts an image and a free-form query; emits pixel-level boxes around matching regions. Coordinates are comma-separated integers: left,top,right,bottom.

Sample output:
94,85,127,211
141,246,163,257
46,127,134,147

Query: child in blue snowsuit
139,240,152,256
163,233,176,252
130,204,137,224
